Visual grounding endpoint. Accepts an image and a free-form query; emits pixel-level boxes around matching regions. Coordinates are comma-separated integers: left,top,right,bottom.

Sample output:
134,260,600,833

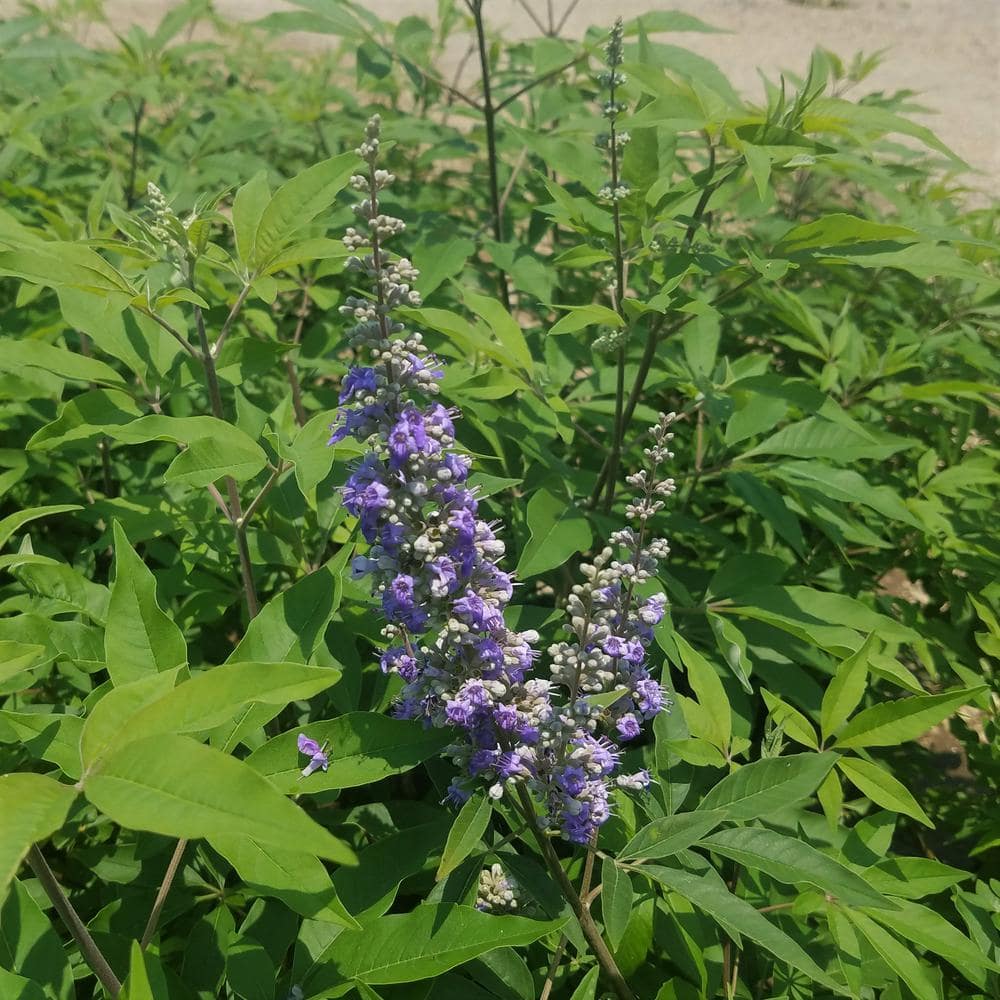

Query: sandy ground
7,0,1000,195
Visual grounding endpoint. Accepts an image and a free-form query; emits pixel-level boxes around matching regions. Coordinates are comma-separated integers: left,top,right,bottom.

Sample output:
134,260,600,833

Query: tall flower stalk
593,18,632,512
331,115,677,1000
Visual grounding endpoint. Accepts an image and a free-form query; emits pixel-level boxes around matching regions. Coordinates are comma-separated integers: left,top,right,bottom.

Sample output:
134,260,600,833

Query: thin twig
125,97,146,210
555,0,581,35
141,308,200,360
26,845,122,997
206,483,232,521
539,936,568,1000
192,301,260,619
239,462,285,528
467,0,512,311
495,55,587,112
589,275,760,503
514,787,635,1000
140,839,187,950
209,282,252,359
514,0,548,36
603,43,629,514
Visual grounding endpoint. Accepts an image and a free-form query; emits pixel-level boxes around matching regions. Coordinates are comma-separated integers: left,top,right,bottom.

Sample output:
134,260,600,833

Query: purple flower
297,733,329,777
339,366,378,403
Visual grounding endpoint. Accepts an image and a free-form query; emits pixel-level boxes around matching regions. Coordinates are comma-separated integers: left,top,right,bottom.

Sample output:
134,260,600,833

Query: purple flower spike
297,733,329,778
326,114,674,844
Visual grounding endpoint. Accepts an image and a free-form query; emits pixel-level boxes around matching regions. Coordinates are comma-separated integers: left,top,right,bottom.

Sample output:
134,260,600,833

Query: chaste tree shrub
0,3,997,999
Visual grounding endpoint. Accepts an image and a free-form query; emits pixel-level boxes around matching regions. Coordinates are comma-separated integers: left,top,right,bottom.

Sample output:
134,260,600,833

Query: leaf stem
125,97,146,210
589,275,759,503
191,296,260,619
140,838,188,950
26,845,122,997
210,282,252,360
602,50,629,514
514,786,635,1000
467,0,512,311
539,935,568,1000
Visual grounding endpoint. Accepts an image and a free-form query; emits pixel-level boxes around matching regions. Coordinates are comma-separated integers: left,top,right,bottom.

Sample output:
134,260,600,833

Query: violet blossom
329,114,673,844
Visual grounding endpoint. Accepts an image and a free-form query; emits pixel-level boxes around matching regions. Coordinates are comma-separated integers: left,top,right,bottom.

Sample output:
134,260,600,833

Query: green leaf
548,303,624,336
26,388,143,451
777,214,919,253
229,560,345,664
866,898,999,985
210,835,361,928
250,153,357,269
864,857,968,899
700,826,893,908
0,774,76,905
727,472,805,556
671,632,733,752
834,687,984,749
84,733,356,864
836,756,932,827
332,820,451,921
413,237,475,297
164,434,268,487
233,170,270,267
96,662,342,762
1,337,127,387
820,633,877,742
842,909,939,1000
437,793,492,880
302,904,566,993
105,521,187,686
0,241,136,297
463,289,533,373
760,690,818,750
619,810,725,862
0,879,74,1000
696,752,838,820
706,613,752,693
600,857,633,950
122,939,170,1000
514,487,591,579
0,711,84,779
741,417,913,463
0,505,82,551
568,966,600,1000
773,462,923,530
246,713,451,793
643,866,843,992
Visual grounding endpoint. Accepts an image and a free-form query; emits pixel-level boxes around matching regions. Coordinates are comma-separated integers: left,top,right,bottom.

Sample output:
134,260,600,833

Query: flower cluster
475,863,521,913
329,115,673,844
539,414,677,841
594,18,631,205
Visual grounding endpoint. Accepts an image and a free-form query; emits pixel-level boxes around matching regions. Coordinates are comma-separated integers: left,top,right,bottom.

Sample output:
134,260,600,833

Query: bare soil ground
34,0,999,198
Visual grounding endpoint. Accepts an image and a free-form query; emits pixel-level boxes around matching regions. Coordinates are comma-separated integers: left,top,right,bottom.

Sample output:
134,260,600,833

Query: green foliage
0,1,997,999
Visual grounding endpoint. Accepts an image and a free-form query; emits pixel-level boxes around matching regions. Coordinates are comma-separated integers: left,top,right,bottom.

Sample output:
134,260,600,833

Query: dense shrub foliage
0,2,998,999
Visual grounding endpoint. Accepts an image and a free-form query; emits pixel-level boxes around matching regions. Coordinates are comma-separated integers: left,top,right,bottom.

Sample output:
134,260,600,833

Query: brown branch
140,839,187,950
26,846,122,997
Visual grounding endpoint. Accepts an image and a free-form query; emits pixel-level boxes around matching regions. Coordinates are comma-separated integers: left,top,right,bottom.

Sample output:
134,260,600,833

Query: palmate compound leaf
0,773,77,904
301,904,567,995
84,733,356,865
245,712,451,794
695,752,838,820
643,866,845,994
